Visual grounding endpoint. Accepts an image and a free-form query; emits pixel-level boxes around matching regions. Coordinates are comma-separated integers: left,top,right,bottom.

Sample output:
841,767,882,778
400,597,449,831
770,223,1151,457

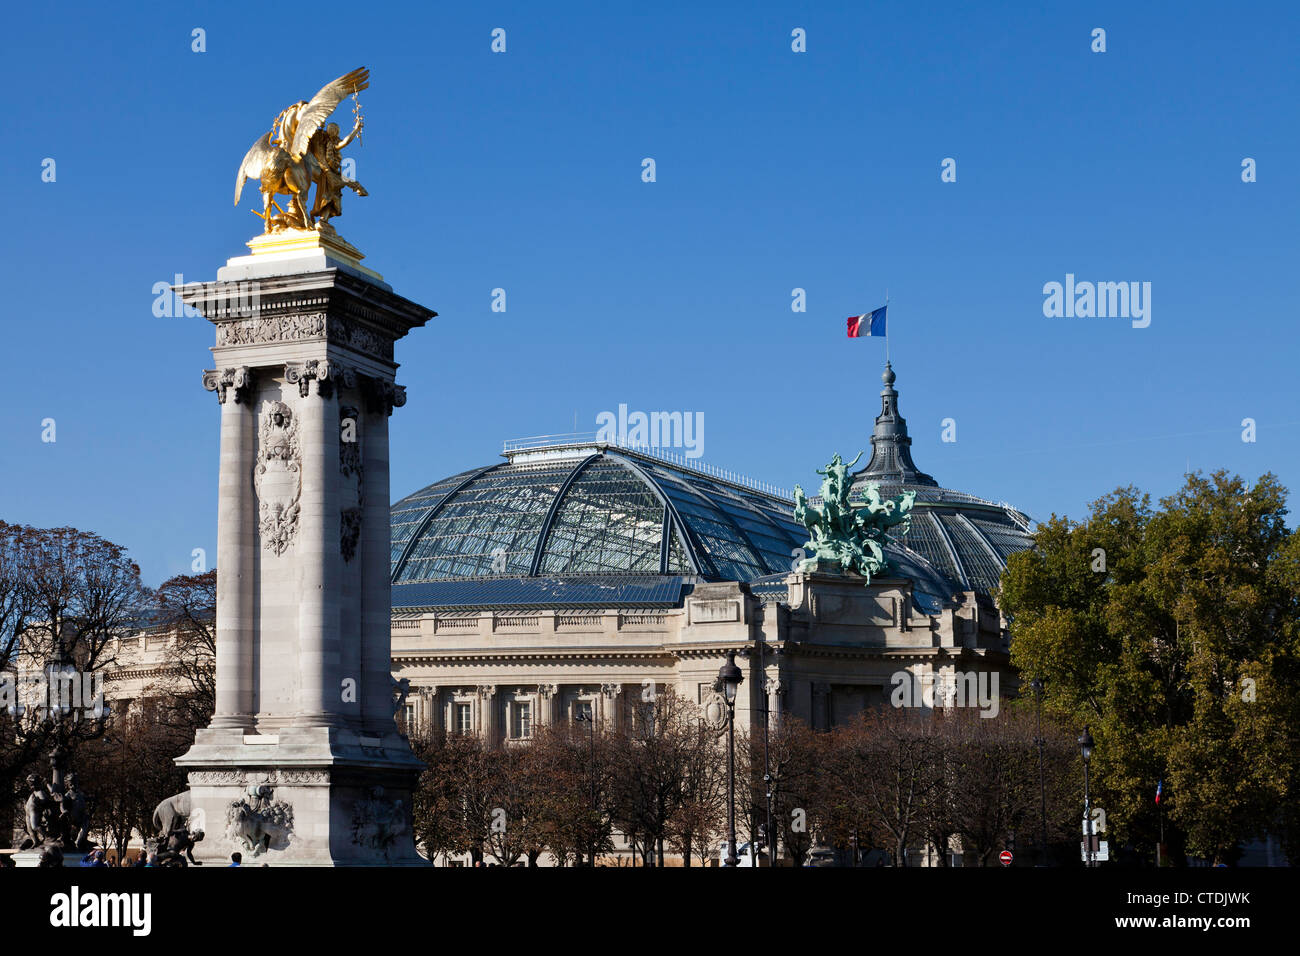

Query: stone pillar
765,678,785,734
479,685,497,744
204,367,255,729
601,682,623,731
812,681,830,731
537,684,557,728
360,381,401,733
421,688,440,736
174,233,435,866
288,361,341,728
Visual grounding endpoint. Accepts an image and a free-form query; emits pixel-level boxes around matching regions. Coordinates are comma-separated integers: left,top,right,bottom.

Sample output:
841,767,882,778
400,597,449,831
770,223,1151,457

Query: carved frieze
254,401,302,555
216,312,326,348
213,313,395,361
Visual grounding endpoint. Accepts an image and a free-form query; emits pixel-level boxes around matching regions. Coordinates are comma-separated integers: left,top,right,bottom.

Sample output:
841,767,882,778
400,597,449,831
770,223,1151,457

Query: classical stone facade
391,572,1013,744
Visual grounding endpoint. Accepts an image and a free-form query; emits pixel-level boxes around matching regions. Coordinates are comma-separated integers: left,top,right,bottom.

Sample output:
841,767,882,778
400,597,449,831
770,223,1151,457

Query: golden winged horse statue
235,67,370,234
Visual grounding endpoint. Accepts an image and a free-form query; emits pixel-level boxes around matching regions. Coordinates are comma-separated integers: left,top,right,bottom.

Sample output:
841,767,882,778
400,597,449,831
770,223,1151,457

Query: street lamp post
755,641,775,868
1078,725,1095,868
1032,678,1048,866
576,704,597,866
716,651,743,868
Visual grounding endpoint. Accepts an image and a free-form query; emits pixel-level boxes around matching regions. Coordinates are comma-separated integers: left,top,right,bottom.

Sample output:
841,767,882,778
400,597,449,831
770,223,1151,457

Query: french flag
1155,780,1163,805
847,305,887,338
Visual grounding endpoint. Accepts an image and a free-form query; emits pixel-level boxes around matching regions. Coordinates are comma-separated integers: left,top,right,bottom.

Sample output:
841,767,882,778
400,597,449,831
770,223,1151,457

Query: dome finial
882,361,896,386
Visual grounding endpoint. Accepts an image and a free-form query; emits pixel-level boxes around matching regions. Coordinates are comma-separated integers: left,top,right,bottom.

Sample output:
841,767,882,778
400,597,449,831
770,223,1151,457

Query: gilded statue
234,67,370,234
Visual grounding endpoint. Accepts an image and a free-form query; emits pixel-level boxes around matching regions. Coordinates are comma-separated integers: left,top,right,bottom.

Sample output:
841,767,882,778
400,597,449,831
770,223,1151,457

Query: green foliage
1000,470,1299,863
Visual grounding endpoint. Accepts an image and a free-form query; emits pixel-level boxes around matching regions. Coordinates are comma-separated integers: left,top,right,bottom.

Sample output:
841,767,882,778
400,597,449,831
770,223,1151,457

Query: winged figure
235,67,370,234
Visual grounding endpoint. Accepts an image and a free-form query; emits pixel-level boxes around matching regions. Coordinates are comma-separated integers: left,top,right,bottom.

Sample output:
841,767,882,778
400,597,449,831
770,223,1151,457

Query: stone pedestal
173,231,434,865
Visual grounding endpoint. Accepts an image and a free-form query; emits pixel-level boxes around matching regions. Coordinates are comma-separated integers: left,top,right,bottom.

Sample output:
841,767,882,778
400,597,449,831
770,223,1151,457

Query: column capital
362,376,406,416
285,359,357,398
202,366,254,404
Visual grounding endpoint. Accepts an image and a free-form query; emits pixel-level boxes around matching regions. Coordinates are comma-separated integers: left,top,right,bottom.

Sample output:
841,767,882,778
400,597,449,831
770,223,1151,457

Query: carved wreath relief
254,401,302,555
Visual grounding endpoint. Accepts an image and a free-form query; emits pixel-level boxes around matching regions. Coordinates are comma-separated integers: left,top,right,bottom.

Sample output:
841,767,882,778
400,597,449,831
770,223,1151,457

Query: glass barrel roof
391,361,1034,610
390,450,813,589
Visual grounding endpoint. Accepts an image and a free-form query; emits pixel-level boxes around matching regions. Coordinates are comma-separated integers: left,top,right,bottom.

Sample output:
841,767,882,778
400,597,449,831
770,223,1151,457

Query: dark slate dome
851,362,1035,595
389,441,959,610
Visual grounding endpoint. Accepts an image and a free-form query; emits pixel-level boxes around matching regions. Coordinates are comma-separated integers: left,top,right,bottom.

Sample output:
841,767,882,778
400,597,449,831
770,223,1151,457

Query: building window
512,701,532,739
632,701,655,734
454,702,472,735
400,702,416,735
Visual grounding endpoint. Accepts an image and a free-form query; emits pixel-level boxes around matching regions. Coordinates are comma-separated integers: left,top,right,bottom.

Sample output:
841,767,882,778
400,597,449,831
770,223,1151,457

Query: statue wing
234,131,275,205
289,66,369,160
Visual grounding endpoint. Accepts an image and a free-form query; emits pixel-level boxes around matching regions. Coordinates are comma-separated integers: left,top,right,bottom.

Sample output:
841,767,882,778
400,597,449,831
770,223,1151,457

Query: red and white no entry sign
999,850,1013,866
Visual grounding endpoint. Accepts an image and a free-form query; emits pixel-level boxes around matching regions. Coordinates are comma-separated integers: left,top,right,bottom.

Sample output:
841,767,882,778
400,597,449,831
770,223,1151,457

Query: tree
823,709,941,866
410,730,495,865
0,523,149,842
607,690,713,866
151,571,216,729
76,710,189,861
739,718,821,865
526,723,616,866
1000,471,1300,863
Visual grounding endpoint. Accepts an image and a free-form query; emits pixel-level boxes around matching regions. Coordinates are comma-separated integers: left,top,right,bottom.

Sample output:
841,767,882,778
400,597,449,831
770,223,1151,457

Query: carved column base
176,726,425,866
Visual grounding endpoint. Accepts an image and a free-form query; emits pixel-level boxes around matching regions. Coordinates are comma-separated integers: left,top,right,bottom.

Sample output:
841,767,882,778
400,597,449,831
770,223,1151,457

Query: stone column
288,361,341,727
600,683,623,731
479,685,497,744
421,687,441,736
812,681,830,731
337,395,364,730
360,378,402,733
537,684,557,728
765,678,785,734
203,367,254,729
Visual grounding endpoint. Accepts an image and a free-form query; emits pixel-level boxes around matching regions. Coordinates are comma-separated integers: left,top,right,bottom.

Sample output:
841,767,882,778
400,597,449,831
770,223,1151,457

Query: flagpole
885,290,890,365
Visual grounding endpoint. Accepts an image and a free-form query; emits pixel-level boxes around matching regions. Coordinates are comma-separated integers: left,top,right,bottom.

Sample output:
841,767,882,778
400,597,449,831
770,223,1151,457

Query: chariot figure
234,67,370,234
309,121,368,228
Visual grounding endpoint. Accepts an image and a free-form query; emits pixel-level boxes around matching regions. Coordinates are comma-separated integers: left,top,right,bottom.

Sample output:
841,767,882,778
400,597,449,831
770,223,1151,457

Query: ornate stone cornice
202,366,254,404
181,269,437,364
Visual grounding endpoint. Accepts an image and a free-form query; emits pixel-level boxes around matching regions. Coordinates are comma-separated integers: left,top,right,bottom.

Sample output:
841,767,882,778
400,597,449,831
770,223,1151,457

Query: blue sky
2,1,1297,586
